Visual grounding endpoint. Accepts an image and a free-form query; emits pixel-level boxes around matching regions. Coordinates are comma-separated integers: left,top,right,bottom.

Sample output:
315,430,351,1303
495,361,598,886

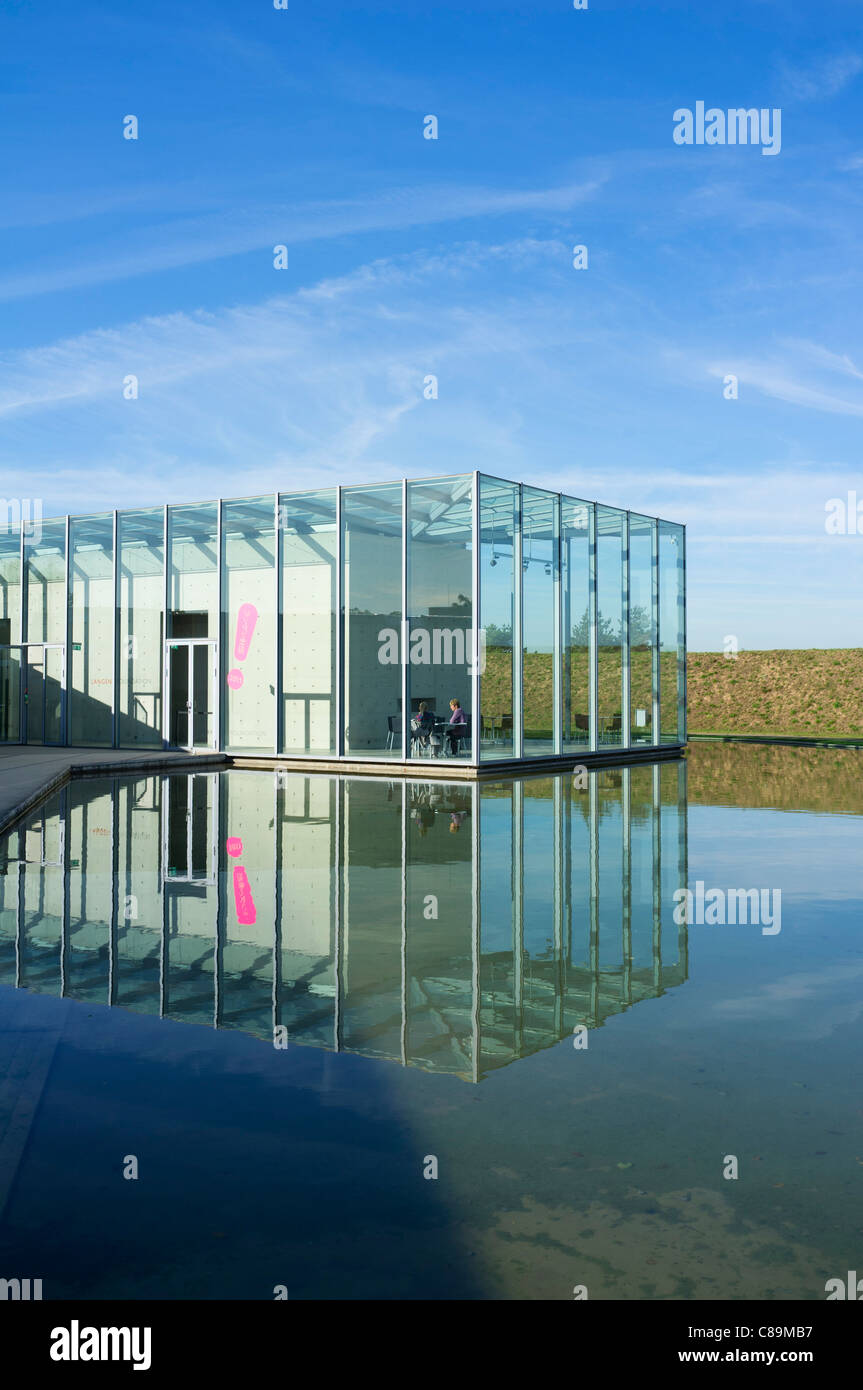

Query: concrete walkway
0,745,227,836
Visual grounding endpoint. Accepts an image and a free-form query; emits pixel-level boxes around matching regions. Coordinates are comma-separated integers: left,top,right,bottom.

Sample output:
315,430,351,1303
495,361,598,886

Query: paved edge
0,752,229,838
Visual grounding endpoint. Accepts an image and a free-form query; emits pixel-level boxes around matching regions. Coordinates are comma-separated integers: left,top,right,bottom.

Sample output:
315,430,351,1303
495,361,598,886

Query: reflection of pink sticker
233,866,256,925
226,668,243,689
234,603,259,662
226,837,243,858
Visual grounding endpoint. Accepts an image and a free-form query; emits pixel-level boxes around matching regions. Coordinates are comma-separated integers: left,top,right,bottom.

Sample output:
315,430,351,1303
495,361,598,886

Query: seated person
410,701,436,754
445,697,467,755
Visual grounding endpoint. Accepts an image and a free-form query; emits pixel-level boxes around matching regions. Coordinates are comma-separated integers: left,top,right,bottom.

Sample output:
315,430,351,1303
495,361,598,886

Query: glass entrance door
0,646,23,743
165,641,217,749
24,644,65,745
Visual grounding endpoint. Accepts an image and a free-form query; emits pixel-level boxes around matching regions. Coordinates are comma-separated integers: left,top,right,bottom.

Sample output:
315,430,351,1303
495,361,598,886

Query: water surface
0,745,860,1299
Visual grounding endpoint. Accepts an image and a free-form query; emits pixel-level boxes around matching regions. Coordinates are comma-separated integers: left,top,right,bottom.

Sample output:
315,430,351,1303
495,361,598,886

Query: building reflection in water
0,763,688,1081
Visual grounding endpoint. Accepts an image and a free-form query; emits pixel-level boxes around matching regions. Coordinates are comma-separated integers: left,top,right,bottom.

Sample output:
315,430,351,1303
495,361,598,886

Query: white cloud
779,51,863,102
0,178,603,303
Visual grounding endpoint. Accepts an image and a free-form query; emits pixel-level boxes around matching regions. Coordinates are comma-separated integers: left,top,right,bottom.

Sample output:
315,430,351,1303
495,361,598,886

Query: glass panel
479,476,518,760
0,520,21,645
118,508,164,747
596,505,624,748
25,517,65,644
279,490,337,755
659,521,685,744
406,475,473,761
342,484,402,759
69,513,114,747
45,647,63,744
521,487,557,758
561,497,591,752
0,645,21,742
628,514,654,745
168,644,190,746
167,502,218,639
192,643,213,747
25,648,45,744
221,496,276,752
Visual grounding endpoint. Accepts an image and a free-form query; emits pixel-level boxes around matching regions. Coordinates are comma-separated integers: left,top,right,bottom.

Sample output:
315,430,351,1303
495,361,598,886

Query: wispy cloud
779,51,863,102
0,178,603,303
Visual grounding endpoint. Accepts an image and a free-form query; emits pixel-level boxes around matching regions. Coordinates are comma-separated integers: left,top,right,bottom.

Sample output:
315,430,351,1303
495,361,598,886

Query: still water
0,745,860,1299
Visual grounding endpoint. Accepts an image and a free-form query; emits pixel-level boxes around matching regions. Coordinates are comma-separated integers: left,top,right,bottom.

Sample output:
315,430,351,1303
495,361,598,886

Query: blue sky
2,0,862,648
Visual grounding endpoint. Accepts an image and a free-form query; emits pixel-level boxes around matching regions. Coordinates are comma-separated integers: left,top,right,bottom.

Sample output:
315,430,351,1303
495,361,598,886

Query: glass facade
0,472,686,759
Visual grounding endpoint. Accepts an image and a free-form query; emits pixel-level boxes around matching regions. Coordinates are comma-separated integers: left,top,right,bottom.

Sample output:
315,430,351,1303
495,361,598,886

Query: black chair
386,715,402,751
444,716,471,756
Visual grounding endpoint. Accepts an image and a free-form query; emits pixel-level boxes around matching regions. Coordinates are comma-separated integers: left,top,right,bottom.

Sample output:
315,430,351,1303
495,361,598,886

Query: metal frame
163,638,218,751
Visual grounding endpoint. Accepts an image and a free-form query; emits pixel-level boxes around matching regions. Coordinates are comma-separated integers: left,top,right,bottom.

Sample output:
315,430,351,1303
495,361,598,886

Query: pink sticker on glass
226,837,243,858
234,603,259,662
226,668,243,689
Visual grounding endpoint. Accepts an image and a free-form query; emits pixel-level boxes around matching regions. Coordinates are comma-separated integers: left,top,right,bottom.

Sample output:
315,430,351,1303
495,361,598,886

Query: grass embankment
687,649,863,740
481,647,863,741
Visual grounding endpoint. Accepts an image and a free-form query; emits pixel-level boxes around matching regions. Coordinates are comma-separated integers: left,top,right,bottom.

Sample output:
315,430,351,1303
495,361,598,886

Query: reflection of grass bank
686,741,863,815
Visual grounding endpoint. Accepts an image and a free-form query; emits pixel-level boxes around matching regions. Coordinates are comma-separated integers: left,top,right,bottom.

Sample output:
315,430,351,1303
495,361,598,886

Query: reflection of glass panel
659,522,685,744
629,514,655,745
479,476,518,760
220,771,274,1039
561,497,592,750
277,775,336,1045
280,490,337,755
222,496,276,752
70,513,114,747
596,505,624,748
25,517,65,644
168,502,218,638
118,508,163,747
342,780,404,1057
407,475,473,762
0,765,690,1082
66,784,111,1003
522,486,557,758
342,484,402,759
0,520,21,644
406,777,474,1073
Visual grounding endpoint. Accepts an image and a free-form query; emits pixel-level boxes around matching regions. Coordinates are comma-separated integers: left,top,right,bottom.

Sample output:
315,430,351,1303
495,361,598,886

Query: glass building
0,473,686,765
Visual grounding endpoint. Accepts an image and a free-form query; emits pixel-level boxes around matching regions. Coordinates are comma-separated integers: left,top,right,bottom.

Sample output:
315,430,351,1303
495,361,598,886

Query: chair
600,712,622,742
444,716,472,757
410,712,437,757
386,715,402,751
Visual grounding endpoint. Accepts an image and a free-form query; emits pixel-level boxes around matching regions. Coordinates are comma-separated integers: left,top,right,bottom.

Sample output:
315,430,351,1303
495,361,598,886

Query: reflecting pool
0,745,860,1299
